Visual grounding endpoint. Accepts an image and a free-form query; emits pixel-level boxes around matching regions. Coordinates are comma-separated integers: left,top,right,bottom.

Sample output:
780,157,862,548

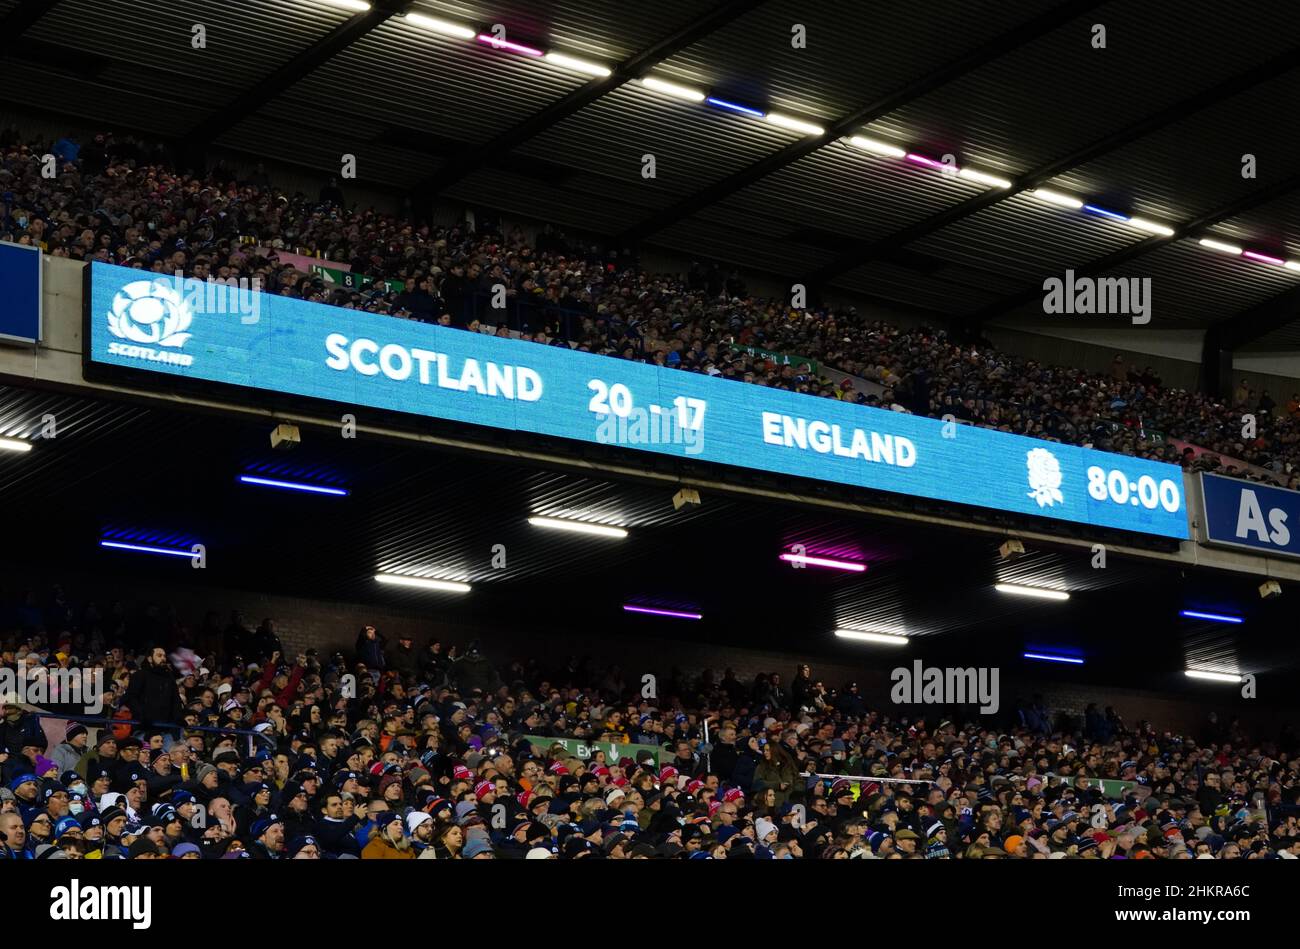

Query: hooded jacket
361,827,414,859
48,741,84,777
354,631,387,670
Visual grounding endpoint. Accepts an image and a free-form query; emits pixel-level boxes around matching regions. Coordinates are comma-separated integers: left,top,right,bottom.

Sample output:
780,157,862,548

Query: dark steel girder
1219,286,1300,351
804,45,1300,287
969,173,1300,325
418,0,770,196
0,0,64,53
615,0,1109,248
184,0,407,146
1200,282,1300,397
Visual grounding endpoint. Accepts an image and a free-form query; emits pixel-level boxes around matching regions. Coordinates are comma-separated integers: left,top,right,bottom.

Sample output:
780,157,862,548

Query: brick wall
1023,681,1241,737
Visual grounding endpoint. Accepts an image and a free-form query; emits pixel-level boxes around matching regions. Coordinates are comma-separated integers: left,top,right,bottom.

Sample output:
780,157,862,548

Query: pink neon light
905,153,947,171
1243,251,1285,266
622,605,703,620
476,34,543,56
780,553,867,572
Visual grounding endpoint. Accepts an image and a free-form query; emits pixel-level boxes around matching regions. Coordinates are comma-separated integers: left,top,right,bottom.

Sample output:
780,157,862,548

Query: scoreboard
85,262,1189,540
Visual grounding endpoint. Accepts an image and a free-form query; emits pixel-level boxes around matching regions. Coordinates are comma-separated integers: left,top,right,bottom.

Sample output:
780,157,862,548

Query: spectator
354,625,386,671
251,619,283,665
835,682,866,717
223,612,253,667
453,641,499,694
387,634,419,680
362,813,414,859
767,673,788,711
418,640,449,686
790,664,815,712
3,579,1299,863
754,740,799,807
319,177,345,207
710,723,739,781
0,812,27,859
48,724,88,775
3,127,1299,491
122,646,184,737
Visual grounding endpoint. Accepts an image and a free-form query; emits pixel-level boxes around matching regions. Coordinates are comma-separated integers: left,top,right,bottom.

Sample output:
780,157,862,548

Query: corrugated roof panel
94,62,245,104
29,0,351,83
412,0,710,63
218,115,425,188
834,260,1009,314
995,239,1300,327
445,168,650,233
521,82,803,199
660,0,1063,122
1182,627,1242,676
7,388,1287,672
1252,324,1300,349
912,192,1149,285
653,216,826,277
1107,241,1300,325
0,70,217,134
719,142,990,242
1222,194,1300,347
868,0,1300,179
1210,191,1300,259
1048,71,1300,225
276,15,588,147
5,0,1300,341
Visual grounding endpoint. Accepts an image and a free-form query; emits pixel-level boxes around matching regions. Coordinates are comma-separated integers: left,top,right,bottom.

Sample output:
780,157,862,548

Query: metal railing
19,707,272,757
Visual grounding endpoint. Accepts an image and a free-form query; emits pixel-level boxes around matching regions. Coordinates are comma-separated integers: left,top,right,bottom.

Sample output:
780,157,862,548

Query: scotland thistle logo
107,279,194,348
104,278,197,366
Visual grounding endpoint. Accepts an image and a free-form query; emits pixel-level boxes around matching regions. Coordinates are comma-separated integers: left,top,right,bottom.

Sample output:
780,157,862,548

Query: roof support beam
0,0,63,53
1199,324,1234,400
1218,285,1300,352
1200,281,1300,399
417,0,769,195
968,172,1300,325
615,0,1107,247
805,46,1300,287
184,1,406,147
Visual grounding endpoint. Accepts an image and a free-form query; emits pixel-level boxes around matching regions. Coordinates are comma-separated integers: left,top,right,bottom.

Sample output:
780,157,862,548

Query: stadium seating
1,588,1296,860
1,130,1297,491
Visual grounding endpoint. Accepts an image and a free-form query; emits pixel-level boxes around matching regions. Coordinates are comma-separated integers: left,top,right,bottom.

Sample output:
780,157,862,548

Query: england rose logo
1026,448,1064,508
107,279,194,348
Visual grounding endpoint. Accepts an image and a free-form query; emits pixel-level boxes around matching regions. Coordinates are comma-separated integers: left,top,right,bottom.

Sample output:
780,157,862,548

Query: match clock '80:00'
1086,465,1181,512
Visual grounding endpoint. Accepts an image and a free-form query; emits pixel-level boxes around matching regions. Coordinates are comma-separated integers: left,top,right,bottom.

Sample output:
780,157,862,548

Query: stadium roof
4,0,1300,347
2,385,1295,688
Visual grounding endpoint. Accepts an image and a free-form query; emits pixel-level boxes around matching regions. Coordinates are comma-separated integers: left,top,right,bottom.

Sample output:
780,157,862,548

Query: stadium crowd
1,593,1298,860
2,127,1299,488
